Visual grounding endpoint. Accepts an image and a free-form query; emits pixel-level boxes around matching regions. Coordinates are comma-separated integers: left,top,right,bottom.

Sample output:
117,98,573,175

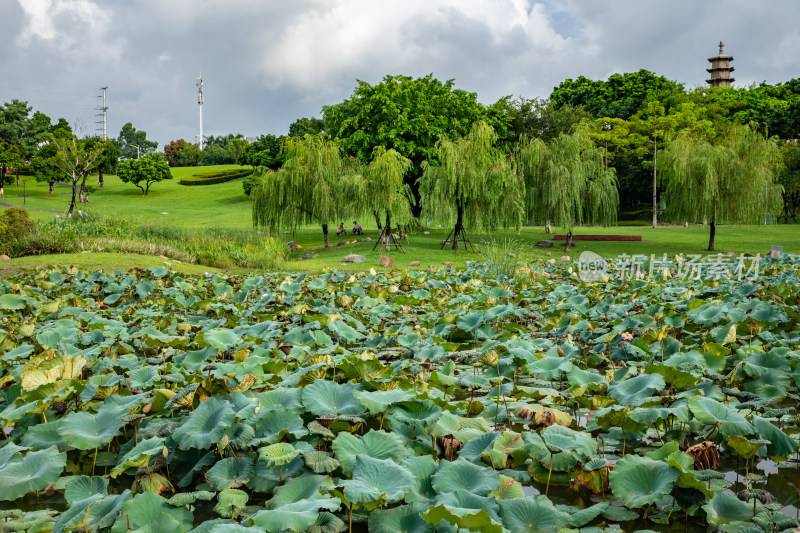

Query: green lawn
2,165,800,273
0,252,222,278
1,165,252,227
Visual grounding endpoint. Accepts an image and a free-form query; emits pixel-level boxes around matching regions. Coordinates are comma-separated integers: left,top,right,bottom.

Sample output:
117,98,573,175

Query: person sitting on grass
352,221,363,235
337,222,347,236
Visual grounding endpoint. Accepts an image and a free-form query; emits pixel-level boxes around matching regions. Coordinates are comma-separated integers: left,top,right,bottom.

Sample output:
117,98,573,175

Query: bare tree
51,135,103,215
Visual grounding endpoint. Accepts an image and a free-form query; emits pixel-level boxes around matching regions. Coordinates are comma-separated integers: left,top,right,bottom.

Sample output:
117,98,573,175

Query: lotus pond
1,257,800,533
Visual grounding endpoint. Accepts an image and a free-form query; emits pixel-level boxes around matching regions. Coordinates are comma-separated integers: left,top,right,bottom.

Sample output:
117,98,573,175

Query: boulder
536,240,554,248
409,261,421,267
343,254,366,263
0,255,10,261
423,231,430,235
546,258,556,264
442,261,452,266
379,255,394,267
560,255,571,261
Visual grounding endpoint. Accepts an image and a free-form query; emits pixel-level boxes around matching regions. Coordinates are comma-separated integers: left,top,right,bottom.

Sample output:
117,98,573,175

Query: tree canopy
251,135,364,247
117,122,158,160
659,123,782,250
515,127,619,243
419,121,522,250
116,153,173,195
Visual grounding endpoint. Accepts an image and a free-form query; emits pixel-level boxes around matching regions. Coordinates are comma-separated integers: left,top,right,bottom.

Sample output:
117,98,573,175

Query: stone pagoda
706,41,734,87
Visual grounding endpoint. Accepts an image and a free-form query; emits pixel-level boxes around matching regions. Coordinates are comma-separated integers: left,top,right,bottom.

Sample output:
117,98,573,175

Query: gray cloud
1,0,798,148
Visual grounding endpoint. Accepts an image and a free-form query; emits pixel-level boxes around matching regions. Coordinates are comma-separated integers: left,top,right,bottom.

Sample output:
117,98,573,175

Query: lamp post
131,144,141,160
602,123,612,171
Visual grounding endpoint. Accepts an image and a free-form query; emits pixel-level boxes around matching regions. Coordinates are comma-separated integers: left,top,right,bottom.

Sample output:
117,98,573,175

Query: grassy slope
2,165,800,272
0,252,221,278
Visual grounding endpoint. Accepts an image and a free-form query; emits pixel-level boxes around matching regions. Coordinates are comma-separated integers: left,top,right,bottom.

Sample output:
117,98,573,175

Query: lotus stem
42,411,47,424
545,452,554,497
494,362,502,428
92,447,98,476
379,411,386,431
104,441,111,475
643,504,651,520
349,502,353,533
404,427,415,447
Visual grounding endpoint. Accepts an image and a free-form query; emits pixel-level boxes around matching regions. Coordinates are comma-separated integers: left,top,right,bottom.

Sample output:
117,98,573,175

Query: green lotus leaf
259,442,302,467
326,320,364,343
64,475,108,505
435,489,501,523
60,409,127,450
251,407,307,444
174,450,216,489
389,400,442,428
353,389,414,414
367,502,435,533
541,425,596,458
21,420,67,452
608,373,665,406
702,491,754,525
268,474,333,508
0,293,26,310
744,371,790,401
430,412,491,442
752,416,799,459
402,454,438,501
304,451,340,474
172,397,235,450
110,491,194,533
205,456,254,490
601,504,639,522
51,492,105,533
608,455,679,508
527,357,574,380
213,489,248,519
724,435,768,459
482,431,527,469
459,432,500,462
490,474,527,500
753,510,798,531
626,407,681,426
248,498,341,533
302,380,364,417
494,496,572,533
253,387,304,411
187,519,264,533
645,364,700,388
420,504,502,533
0,446,66,501
341,455,414,504
134,472,173,495
111,437,166,478
199,329,242,351
332,430,405,476
567,502,610,527
166,491,215,508
431,457,500,496
687,396,754,436
246,455,306,494
743,350,791,377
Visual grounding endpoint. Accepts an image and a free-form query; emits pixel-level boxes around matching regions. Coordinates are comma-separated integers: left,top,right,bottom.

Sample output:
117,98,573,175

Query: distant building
706,41,734,87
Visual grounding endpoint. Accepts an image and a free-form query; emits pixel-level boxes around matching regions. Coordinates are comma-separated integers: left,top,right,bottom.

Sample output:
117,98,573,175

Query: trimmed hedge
179,167,253,186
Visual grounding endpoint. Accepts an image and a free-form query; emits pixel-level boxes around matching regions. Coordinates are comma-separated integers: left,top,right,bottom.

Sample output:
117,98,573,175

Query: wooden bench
553,235,642,242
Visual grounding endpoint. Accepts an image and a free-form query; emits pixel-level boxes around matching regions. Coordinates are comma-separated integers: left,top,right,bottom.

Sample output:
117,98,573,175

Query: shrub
0,208,36,256
179,168,253,186
242,174,261,196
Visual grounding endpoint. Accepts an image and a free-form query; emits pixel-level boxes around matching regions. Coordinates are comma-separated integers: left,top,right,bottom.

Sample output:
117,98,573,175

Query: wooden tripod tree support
372,226,406,253
440,225,476,253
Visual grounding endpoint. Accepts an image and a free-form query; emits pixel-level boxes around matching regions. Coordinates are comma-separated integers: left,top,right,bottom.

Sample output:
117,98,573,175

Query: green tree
550,70,685,120
50,135,104,215
251,135,363,248
419,121,523,251
364,146,412,246
116,153,172,195
201,144,229,165
246,134,284,169
323,74,499,216
30,123,73,194
501,96,591,144
777,140,800,223
164,139,191,167
288,117,324,138
515,127,619,249
83,137,120,190
226,138,249,165
177,143,202,167
117,122,158,160
659,123,782,251
0,142,21,196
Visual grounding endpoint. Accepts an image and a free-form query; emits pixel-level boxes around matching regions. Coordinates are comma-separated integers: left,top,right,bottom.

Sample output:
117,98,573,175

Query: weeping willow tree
251,135,365,247
515,128,619,249
659,123,782,251
419,121,523,251
364,146,413,249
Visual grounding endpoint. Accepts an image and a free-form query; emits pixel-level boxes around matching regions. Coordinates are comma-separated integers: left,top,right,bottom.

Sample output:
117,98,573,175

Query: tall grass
13,211,288,270
483,238,525,278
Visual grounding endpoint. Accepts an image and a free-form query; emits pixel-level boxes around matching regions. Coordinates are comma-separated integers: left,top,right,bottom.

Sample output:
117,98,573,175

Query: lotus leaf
213,489,248,518
172,397,235,450
431,457,500,496
205,456,255,490
608,455,679,508
111,437,166,478
332,429,405,476
608,373,666,406
0,446,66,501
367,502,435,533
110,491,193,533
495,496,571,533
302,379,364,417
248,498,341,533
687,396,754,436
341,455,414,504
420,504,502,533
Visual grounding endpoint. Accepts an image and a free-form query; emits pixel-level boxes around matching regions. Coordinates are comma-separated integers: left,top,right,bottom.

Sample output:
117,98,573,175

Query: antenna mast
96,86,108,139
196,74,204,150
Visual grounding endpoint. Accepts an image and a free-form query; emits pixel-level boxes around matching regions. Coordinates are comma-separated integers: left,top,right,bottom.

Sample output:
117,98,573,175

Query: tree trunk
373,211,383,233
98,169,104,188
564,231,574,252
322,224,329,248
49,181,55,194
15,168,19,186
452,203,463,251
67,177,78,216
0,167,5,195
708,215,716,252
545,222,552,234
781,193,790,223
652,133,658,229
383,212,392,251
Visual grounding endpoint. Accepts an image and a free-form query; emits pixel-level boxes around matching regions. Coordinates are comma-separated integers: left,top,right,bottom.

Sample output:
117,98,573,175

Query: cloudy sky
2,0,799,148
